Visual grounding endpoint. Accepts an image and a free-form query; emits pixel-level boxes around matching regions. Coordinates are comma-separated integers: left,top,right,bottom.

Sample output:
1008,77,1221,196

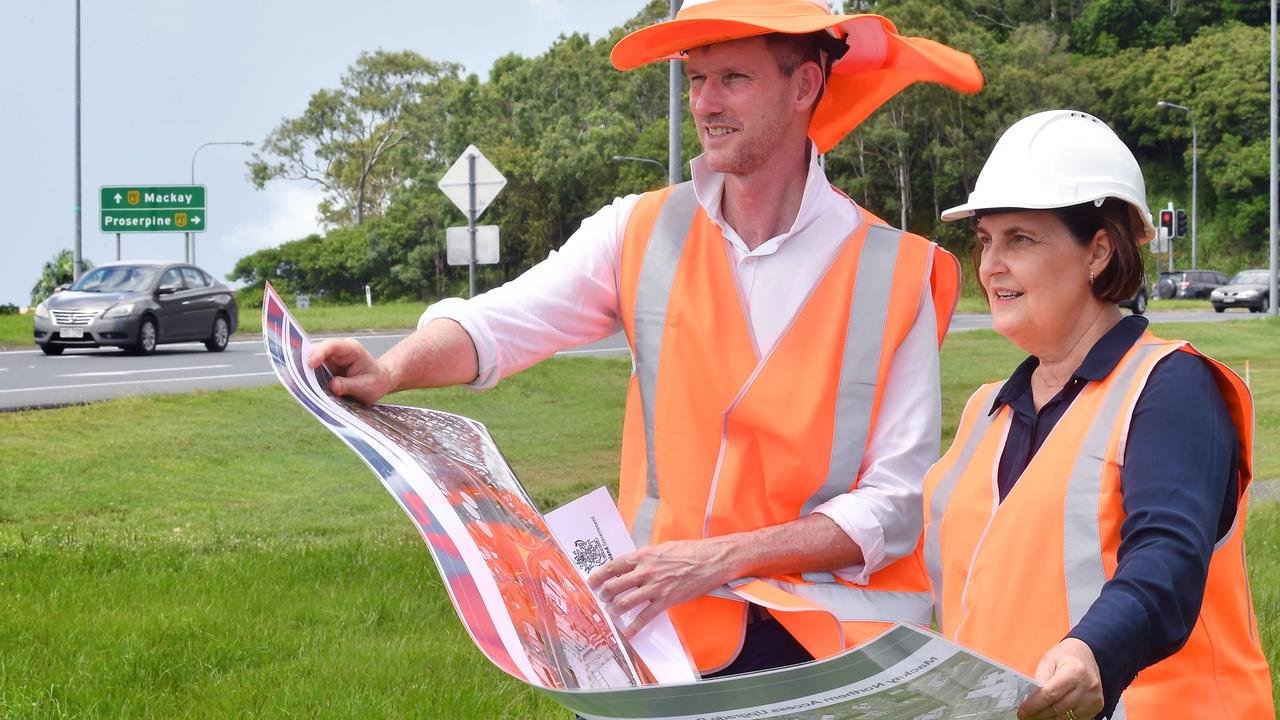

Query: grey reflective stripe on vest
797,225,904,586
630,182,699,548
1063,342,1165,627
1060,342,1166,720
748,577,934,625
924,382,1006,629
799,224,904,518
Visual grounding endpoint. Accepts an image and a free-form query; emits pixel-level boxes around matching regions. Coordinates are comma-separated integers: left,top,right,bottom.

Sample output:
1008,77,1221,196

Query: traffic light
1175,209,1188,238
1159,209,1174,236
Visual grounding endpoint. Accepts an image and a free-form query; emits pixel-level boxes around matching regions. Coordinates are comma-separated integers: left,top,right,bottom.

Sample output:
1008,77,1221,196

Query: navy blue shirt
989,316,1239,719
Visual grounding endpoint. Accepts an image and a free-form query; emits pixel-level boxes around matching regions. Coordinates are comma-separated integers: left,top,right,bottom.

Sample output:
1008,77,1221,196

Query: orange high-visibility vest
617,182,961,673
923,331,1272,719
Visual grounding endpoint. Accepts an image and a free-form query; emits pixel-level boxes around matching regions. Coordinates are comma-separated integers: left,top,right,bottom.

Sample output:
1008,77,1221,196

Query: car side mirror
156,285,179,296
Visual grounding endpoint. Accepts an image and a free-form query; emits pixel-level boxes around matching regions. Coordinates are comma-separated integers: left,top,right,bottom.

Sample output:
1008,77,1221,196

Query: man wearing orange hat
310,0,983,679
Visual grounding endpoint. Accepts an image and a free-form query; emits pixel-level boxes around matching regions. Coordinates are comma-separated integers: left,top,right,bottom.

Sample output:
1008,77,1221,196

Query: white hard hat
941,110,1156,244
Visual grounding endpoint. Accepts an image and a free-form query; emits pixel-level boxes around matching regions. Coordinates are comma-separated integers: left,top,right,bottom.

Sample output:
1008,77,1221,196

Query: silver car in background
33,261,238,355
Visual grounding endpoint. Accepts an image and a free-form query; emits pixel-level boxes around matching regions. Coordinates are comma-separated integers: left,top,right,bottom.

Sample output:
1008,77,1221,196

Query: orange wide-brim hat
611,0,985,153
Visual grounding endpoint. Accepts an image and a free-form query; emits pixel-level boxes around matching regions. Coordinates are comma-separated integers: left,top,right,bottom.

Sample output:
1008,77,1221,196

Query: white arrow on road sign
113,193,122,203
192,216,202,225
438,145,507,218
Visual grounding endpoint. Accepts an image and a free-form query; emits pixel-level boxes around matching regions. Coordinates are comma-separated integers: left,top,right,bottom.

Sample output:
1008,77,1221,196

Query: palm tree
30,250,92,306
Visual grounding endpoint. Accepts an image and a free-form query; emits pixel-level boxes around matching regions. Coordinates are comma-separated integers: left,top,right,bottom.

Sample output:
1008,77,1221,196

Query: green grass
0,313,33,346
1246,502,1280,699
234,302,426,337
1146,298,1219,310
1,358,630,719
954,296,1215,314
2,322,1278,717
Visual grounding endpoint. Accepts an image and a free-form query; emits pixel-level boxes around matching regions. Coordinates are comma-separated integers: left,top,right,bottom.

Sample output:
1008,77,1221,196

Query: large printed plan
262,283,648,690
262,283,1039,719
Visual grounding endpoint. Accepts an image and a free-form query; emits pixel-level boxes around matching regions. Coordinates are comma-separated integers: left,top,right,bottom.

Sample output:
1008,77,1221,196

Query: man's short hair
763,32,841,108
764,31,830,76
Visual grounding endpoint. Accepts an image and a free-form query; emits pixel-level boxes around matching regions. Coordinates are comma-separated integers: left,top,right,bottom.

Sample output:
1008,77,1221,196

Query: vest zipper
703,227,862,535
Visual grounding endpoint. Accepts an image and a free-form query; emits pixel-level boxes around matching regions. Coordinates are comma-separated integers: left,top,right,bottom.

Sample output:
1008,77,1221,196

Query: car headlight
103,303,135,318
34,302,49,319
1238,290,1260,299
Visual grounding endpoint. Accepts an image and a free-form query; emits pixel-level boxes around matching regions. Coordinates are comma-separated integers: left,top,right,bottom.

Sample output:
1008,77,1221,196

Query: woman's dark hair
970,198,1145,304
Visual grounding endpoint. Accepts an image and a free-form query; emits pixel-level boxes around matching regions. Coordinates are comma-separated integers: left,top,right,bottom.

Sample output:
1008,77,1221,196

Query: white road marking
0,372,275,394
59,364,233,378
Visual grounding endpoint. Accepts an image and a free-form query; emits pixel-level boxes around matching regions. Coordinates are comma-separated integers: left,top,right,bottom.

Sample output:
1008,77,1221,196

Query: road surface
0,310,1263,411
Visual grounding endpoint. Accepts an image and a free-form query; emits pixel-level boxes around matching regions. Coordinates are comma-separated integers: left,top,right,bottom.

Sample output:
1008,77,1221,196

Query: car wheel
131,317,158,355
1131,290,1147,316
1214,305,1225,314
205,315,229,352
40,344,64,356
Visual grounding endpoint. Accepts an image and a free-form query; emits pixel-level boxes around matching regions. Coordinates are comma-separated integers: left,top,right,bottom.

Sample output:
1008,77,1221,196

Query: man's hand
587,537,738,637
308,338,395,404
585,515,864,637
1018,638,1104,720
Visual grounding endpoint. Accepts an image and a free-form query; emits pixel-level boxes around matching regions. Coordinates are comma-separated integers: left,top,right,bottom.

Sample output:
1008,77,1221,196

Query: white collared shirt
420,147,941,583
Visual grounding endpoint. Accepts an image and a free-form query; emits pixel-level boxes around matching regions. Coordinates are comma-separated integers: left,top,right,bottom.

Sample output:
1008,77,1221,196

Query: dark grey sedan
33,261,238,355
1210,269,1278,313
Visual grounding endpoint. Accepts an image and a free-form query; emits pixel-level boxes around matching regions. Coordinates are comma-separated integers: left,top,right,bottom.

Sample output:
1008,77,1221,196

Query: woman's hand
1018,638,1105,720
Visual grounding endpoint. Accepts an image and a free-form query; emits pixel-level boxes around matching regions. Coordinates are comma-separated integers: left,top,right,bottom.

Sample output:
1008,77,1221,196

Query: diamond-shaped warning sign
438,145,507,218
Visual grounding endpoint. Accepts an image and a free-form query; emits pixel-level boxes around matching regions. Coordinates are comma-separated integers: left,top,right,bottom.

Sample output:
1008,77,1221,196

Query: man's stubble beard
699,102,796,178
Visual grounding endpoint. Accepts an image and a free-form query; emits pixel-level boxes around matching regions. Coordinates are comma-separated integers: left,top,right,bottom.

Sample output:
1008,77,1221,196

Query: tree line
231,0,1273,304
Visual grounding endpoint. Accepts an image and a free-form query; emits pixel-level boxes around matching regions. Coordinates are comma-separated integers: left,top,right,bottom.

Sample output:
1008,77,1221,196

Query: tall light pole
1157,100,1198,269
188,140,253,264
668,0,683,186
73,0,83,281
1270,0,1277,317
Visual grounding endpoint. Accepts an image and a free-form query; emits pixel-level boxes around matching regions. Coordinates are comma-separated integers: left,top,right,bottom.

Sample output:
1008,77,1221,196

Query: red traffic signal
1159,210,1174,235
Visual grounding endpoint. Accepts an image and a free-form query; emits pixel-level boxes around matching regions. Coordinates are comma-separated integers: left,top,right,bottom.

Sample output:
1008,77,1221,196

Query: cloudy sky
0,1,643,306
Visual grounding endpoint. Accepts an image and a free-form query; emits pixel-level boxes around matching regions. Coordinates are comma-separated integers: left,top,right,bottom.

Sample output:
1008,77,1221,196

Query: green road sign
99,185,207,233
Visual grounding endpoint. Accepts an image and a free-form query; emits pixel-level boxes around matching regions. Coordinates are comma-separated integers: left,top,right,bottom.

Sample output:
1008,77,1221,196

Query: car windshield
69,265,160,293
1230,271,1271,286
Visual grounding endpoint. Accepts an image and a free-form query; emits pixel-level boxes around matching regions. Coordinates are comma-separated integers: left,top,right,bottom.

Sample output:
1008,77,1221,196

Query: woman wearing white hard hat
921,110,1272,720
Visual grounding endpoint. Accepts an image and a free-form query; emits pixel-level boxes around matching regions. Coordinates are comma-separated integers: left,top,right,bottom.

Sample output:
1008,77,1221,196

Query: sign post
439,146,506,297
469,153,478,297
100,185,207,260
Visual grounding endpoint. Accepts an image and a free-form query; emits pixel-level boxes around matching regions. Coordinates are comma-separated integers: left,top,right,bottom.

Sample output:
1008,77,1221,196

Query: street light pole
668,0,683,186
1271,0,1277,317
188,140,253,264
73,0,83,281
1157,100,1198,269
612,155,667,173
